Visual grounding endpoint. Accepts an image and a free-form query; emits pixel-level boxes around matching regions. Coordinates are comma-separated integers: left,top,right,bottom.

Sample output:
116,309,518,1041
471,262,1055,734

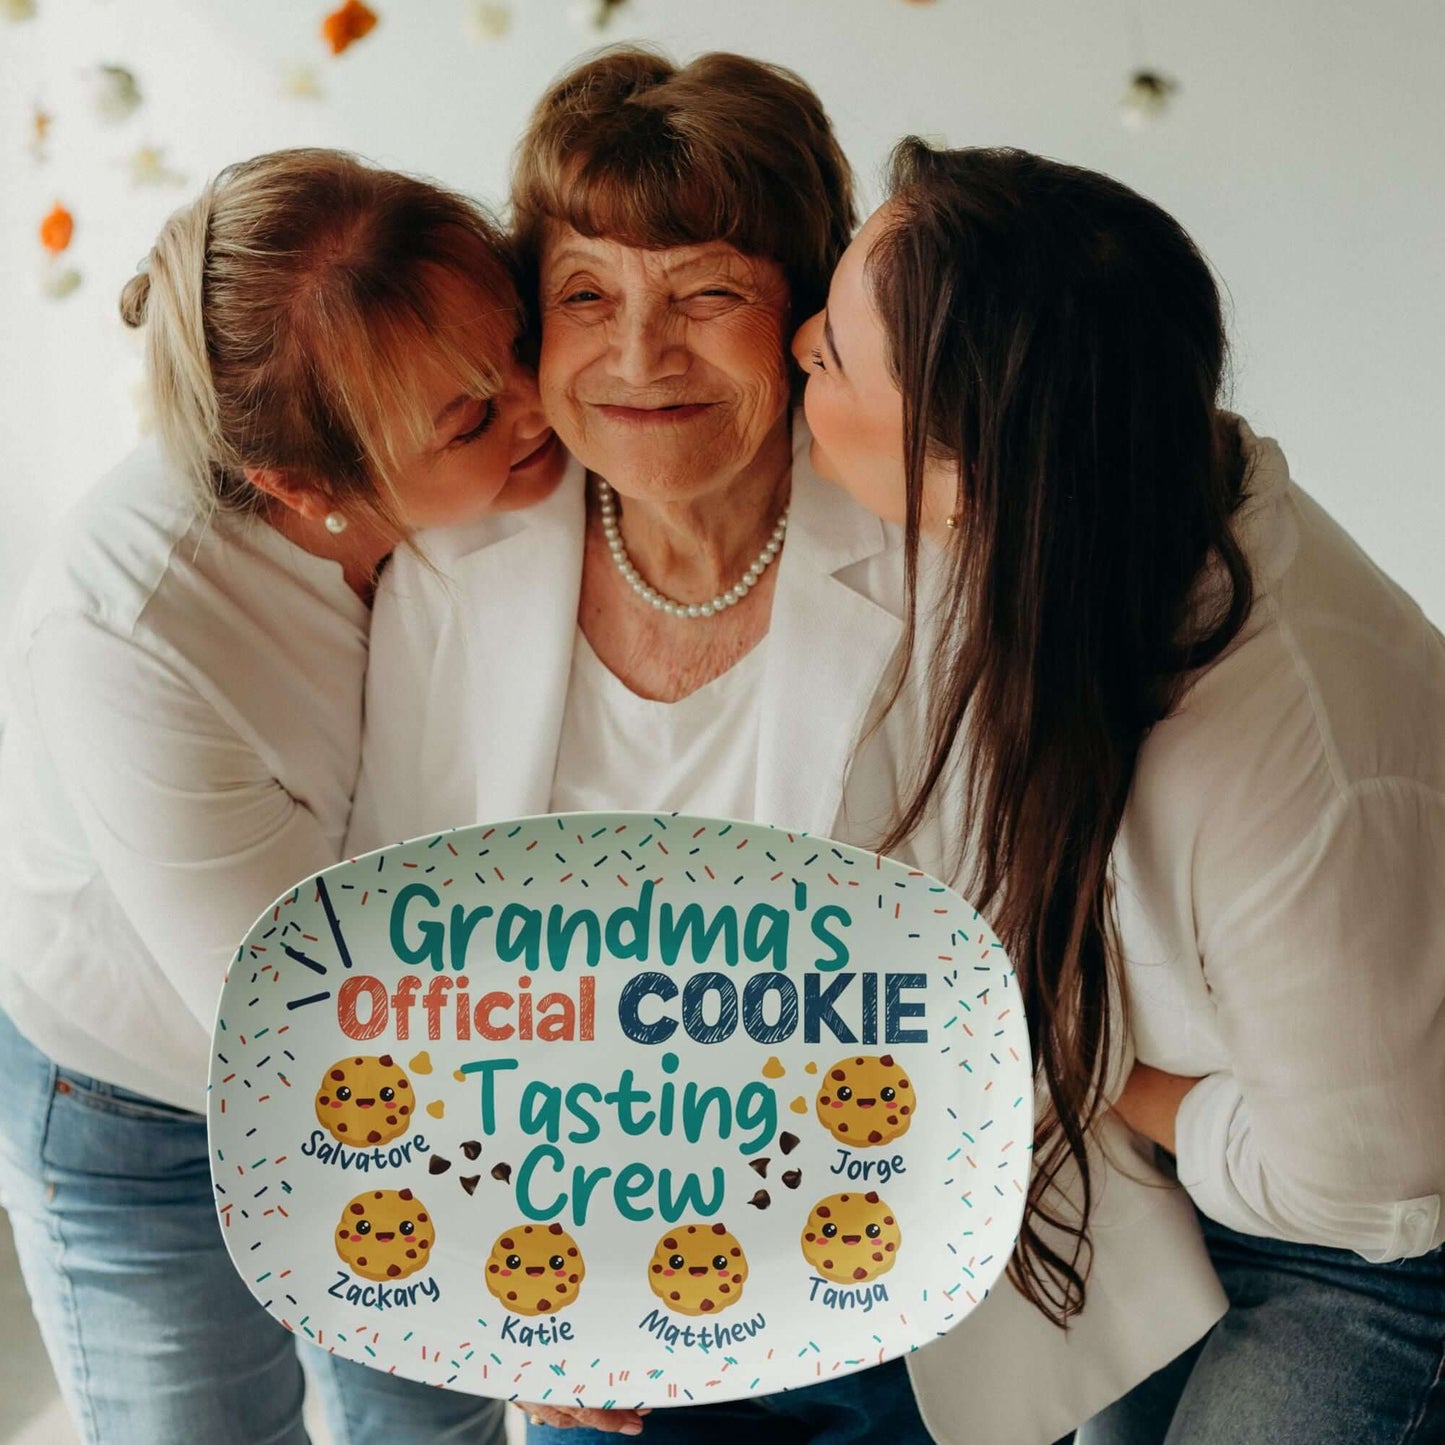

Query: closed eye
450,399,497,447
808,347,826,371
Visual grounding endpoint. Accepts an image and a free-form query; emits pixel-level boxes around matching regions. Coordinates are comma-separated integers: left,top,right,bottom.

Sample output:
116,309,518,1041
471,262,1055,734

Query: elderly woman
346,51,1222,1445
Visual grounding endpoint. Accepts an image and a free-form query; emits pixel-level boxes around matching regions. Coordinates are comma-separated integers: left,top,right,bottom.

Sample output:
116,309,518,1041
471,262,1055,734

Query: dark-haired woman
794,141,1445,1442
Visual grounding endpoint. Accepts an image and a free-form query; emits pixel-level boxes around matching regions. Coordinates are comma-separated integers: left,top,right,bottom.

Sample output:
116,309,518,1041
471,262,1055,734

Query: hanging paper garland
281,63,325,99
30,106,53,162
88,64,143,124
125,146,187,188
465,1,512,42
39,202,72,254
1120,70,1179,127
1,0,37,23
570,0,629,34
322,0,378,56
38,203,80,299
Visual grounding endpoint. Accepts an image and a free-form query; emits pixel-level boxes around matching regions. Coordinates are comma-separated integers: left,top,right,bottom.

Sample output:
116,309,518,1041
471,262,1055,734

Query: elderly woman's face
538,227,793,499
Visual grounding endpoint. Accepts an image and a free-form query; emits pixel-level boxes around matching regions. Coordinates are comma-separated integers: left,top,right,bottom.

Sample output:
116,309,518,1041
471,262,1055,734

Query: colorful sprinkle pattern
209,812,1031,1405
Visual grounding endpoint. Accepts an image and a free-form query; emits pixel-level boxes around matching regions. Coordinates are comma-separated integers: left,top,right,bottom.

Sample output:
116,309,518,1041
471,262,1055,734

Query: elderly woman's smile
539,229,794,504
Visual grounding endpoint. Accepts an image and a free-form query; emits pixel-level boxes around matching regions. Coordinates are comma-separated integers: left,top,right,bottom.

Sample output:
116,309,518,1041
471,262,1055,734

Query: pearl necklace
597,478,788,619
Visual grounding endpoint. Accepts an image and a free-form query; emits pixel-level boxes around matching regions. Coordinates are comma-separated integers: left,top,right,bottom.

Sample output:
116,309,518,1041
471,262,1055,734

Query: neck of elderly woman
592,411,792,598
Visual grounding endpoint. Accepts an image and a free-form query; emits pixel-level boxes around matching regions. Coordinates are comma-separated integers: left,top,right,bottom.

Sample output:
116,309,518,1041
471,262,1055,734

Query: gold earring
945,515,959,530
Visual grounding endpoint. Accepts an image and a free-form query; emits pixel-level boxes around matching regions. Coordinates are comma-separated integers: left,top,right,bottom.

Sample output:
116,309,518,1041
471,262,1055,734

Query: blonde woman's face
386,270,562,529
396,348,562,529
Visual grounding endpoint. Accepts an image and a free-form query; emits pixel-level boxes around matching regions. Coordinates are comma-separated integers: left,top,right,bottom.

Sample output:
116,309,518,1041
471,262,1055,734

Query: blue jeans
0,1007,506,1445
1079,1207,1445,1444
525,1354,931,1445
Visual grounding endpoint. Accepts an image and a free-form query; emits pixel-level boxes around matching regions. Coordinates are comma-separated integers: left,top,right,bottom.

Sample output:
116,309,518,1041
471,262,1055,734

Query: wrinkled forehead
541,224,783,287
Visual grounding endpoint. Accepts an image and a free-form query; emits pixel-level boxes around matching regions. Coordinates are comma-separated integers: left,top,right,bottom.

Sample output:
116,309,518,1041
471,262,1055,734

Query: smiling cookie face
315,1055,415,1146
815,1054,914,1147
334,1188,435,1282
485,1223,585,1316
801,1191,901,1283
647,1222,749,1316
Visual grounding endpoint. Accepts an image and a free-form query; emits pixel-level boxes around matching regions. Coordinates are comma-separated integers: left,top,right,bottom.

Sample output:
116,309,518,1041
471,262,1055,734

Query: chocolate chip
459,1175,480,1196
748,1189,771,1209
460,1140,482,1160
780,1132,800,1155
782,1169,802,1190
428,1156,451,1175
491,1162,512,1183
749,1158,770,1177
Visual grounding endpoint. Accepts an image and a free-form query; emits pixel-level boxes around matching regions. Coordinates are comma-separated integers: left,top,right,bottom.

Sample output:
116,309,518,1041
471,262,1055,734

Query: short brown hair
121,148,520,535
511,47,857,325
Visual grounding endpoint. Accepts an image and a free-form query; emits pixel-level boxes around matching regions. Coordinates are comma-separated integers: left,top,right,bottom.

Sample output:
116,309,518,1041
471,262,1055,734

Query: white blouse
1115,423,1445,1260
0,442,369,1111
549,629,767,817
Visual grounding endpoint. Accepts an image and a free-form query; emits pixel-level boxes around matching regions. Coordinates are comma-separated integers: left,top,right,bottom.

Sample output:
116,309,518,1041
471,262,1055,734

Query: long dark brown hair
872,141,1254,1326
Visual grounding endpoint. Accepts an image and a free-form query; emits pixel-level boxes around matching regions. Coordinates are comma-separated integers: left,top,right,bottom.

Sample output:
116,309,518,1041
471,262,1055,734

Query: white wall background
3,0,1443,635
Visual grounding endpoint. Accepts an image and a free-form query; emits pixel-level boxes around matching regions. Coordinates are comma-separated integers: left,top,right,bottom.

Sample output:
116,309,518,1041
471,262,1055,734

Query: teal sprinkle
508,826,523,837
254,1027,269,1038
962,1130,975,1143
591,826,607,838
943,1016,957,1029
403,1331,414,1342
255,1271,272,1283
491,1353,502,1365
946,1148,961,1160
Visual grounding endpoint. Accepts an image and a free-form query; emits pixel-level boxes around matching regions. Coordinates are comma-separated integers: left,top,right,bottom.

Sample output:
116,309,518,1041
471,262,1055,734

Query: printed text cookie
647,1222,749,1316
485,1223,586,1316
334,1188,435,1281
315,1054,415,1146
815,1054,914,1146
801,1192,901,1283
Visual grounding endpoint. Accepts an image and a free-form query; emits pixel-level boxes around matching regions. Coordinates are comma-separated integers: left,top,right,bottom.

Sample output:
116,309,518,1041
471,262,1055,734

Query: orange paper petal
322,0,378,55
39,203,73,254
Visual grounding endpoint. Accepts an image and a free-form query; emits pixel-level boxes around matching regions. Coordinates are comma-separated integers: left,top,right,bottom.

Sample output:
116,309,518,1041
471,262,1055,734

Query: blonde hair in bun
118,148,520,531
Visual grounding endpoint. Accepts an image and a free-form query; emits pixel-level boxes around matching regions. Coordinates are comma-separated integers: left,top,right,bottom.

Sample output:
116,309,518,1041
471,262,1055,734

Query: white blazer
349,420,1227,1443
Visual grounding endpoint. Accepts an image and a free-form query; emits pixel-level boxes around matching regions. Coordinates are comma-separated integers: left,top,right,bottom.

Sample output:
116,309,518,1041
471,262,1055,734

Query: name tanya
301,1129,431,1172
638,1308,766,1352
808,1277,890,1312
327,1271,440,1310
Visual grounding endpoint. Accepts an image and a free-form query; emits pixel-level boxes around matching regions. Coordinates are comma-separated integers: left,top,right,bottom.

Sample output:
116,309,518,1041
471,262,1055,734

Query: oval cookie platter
208,812,1031,1407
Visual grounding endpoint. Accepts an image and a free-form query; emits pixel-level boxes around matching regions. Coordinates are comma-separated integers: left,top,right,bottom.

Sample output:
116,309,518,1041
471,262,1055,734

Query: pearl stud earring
324,511,349,535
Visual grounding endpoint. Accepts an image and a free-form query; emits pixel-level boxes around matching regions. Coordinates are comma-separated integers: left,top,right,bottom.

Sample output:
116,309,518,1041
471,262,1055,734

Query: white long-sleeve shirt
0,442,369,1111
1114,423,1444,1259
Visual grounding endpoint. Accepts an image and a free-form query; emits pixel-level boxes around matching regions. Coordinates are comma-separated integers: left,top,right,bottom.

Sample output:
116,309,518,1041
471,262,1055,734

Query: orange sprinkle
322,0,378,55
39,203,73,254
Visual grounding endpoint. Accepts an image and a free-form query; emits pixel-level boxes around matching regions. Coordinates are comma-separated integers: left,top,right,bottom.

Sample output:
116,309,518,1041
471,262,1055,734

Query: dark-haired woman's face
794,205,956,536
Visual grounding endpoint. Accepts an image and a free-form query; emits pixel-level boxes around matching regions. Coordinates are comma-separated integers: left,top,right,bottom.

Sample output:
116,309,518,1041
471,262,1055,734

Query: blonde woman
0,149,561,1445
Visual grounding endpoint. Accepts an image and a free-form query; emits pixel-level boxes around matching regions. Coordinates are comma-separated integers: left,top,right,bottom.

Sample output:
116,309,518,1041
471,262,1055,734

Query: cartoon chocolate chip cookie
647,1222,749,1316
334,1188,435,1281
815,1054,914,1147
315,1054,415,1146
801,1191,901,1283
484,1223,585,1316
